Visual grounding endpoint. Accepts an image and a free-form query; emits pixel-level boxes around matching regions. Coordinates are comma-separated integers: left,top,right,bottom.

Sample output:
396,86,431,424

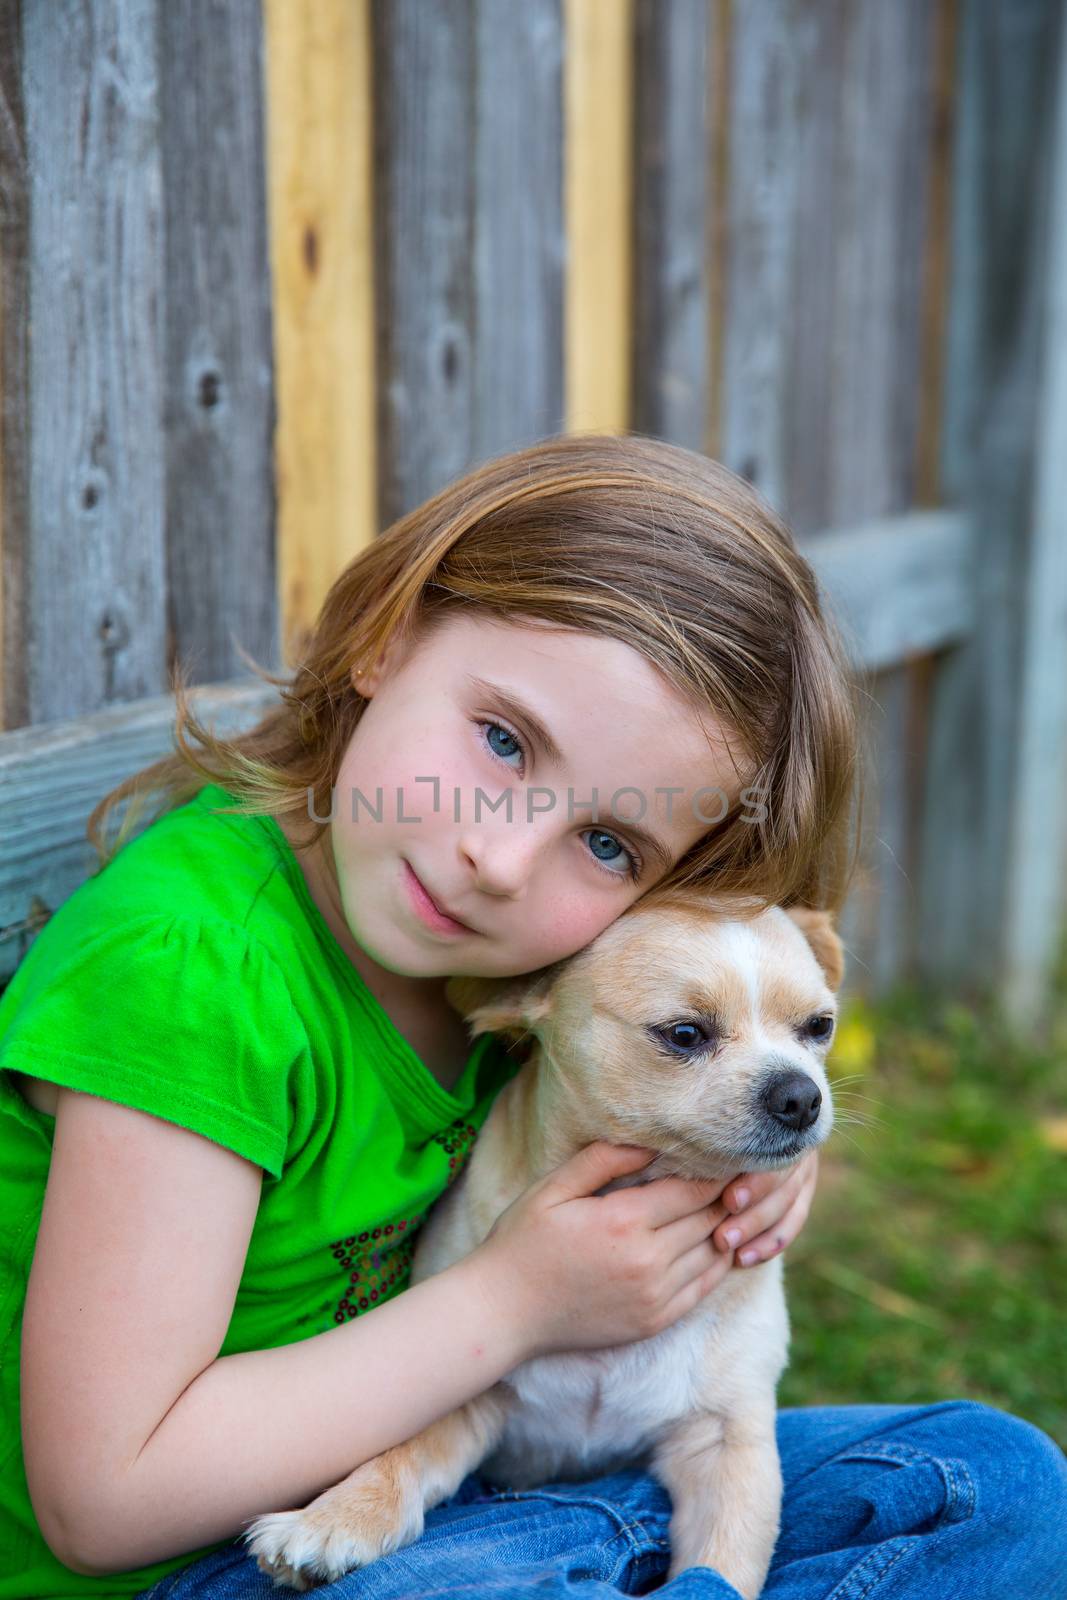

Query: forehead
577,906,832,1020
425,613,692,715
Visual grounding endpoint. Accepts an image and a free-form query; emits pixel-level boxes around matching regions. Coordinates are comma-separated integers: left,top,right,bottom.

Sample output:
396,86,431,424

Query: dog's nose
759,1070,822,1132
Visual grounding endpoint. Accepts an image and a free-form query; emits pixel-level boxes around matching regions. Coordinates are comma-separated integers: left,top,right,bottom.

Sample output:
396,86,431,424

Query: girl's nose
456,824,538,899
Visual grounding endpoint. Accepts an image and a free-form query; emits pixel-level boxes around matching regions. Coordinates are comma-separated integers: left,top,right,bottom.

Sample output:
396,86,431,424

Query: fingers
618,1172,732,1230
736,1173,815,1266
661,1232,733,1303
655,1199,732,1262
719,1150,814,1216
542,1141,656,1203
712,1152,817,1265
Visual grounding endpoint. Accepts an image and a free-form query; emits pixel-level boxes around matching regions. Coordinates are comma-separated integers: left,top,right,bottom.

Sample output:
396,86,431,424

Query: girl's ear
350,632,409,697
445,967,559,1041
782,906,846,992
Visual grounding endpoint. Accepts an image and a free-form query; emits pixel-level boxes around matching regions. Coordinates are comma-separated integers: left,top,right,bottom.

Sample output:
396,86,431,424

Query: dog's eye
805,1014,835,1043
650,1021,714,1054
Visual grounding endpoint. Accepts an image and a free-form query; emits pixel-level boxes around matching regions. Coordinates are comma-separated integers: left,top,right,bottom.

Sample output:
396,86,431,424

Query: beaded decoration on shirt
326,1116,478,1325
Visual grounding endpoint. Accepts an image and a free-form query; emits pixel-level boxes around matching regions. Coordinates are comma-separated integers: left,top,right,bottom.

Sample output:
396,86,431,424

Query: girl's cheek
418,749,481,824
524,888,622,966
364,737,469,824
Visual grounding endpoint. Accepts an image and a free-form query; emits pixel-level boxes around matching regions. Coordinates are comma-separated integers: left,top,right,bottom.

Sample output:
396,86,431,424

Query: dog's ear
444,966,560,1041
782,905,846,992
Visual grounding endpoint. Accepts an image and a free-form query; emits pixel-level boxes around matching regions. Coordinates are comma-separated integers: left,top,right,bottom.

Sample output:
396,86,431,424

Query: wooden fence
1,0,1065,1030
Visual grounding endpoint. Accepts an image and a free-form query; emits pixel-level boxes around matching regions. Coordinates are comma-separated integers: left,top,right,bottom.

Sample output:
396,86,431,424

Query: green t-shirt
0,782,520,1598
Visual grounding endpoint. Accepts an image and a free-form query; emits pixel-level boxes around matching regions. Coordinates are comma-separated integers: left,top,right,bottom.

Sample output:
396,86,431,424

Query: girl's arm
23,1091,732,1577
22,1088,528,1576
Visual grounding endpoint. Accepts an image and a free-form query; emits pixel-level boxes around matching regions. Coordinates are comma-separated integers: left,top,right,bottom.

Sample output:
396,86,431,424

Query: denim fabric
136,1400,1067,1599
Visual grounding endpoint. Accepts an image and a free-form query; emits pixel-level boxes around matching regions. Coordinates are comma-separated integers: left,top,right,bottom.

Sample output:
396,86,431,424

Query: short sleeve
0,914,306,1179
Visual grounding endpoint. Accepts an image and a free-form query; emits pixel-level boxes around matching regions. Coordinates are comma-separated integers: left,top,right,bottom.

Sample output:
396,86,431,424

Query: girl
0,434,1062,1599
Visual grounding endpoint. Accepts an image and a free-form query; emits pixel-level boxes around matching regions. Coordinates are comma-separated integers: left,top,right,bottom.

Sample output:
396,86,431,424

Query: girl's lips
402,860,476,936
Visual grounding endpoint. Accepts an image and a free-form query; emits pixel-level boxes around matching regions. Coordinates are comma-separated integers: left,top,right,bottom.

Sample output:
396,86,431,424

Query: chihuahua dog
247,893,844,1596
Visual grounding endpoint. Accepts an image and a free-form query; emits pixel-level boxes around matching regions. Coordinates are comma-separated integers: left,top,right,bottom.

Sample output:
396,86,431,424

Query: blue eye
483,721,525,769
582,829,641,883
476,720,643,883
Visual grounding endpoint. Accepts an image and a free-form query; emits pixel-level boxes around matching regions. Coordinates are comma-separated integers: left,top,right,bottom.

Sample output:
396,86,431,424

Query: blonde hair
88,433,865,914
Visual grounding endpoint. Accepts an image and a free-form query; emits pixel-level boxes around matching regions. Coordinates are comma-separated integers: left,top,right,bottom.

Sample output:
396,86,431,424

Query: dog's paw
244,1460,426,1591
244,1511,321,1591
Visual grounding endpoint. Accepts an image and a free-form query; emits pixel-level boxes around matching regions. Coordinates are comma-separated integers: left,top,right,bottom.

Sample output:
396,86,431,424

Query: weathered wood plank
998,0,1067,1020
475,0,564,455
373,0,474,523
631,0,708,450
158,0,278,684
704,0,730,459
0,681,281,981
836,665,917,998
717,0,813,513
21,0,167,722
718,0,940,995
374,0,565,524
834,0,937,999
827,0,934,526
915,0,959,508
0,0,29,731
716,0,846,528
802,509,974,673
714,0,941,524
716,0,936,534
919,0,1067,1026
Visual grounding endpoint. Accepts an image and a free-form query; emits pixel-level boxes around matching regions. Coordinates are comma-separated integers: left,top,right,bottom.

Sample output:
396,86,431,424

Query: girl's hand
472,1141,736,1360
711,1149,819,1267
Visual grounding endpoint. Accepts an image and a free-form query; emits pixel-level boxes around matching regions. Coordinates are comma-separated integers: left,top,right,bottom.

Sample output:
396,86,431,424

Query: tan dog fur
247,894,844,1595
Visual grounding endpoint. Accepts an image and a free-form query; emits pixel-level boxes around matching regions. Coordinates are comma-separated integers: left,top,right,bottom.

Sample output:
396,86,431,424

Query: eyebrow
465,674,674,874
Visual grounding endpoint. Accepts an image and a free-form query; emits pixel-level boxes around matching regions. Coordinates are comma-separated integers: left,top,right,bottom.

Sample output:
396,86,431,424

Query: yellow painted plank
564,0,633,434
263,0,377,667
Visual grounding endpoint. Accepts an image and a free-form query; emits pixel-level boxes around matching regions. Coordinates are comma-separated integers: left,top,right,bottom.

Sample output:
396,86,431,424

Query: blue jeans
138,1400,1067,1598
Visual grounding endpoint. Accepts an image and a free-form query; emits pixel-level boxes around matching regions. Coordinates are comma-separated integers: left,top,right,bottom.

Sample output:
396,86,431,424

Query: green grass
780,954,1067,1453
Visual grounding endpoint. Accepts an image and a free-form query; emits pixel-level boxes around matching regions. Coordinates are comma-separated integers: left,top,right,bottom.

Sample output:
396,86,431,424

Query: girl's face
300,612,746,981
